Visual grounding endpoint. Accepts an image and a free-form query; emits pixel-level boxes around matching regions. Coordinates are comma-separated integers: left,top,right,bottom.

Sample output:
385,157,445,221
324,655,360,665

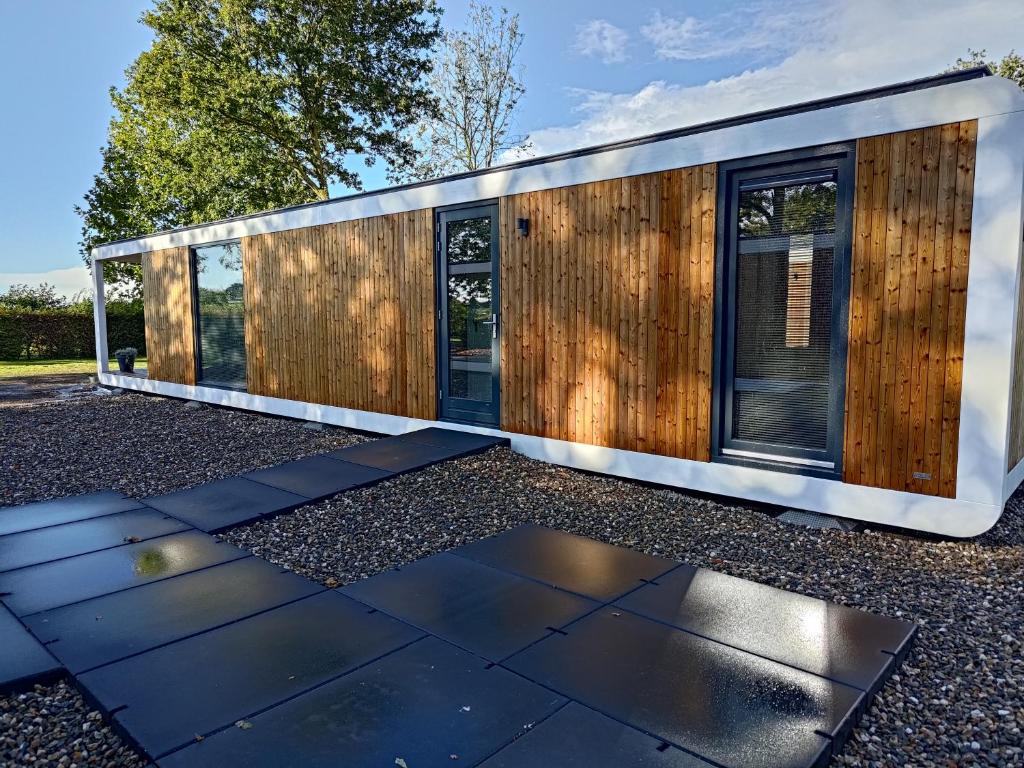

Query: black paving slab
617,564,916,694
341,552,598,661
243,455,391,500
325,435,465,473
504,607,864,768
0,509,191,573
157,636,566,768
0,604,62,693
25,558,324,673
479,702,715,768
0,491,145,537
0,531,249,617
145,476,308,533
453,524,679,602
399,426,510,452
78,591,423,759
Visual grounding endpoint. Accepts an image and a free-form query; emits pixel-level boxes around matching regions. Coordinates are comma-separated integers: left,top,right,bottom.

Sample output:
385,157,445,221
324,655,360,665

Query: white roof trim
92,75,1024,262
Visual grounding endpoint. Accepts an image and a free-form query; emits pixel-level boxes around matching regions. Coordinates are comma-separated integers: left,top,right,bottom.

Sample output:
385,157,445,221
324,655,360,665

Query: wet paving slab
0,508,190,573
0,531,249,616
0,431,913,768
25,557,324,673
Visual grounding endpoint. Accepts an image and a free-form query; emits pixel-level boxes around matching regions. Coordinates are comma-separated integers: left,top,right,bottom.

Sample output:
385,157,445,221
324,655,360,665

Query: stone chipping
1,391,1022,766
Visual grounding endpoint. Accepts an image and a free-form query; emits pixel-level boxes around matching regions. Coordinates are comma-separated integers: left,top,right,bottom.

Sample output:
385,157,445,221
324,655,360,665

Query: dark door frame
711,143,856,478
435,201,501,426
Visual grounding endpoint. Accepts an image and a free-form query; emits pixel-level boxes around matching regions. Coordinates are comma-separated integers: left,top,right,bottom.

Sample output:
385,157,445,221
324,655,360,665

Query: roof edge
94,67,993,252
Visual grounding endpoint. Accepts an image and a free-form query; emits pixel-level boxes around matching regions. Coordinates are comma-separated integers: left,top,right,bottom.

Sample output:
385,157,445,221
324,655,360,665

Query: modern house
91,68,1024,538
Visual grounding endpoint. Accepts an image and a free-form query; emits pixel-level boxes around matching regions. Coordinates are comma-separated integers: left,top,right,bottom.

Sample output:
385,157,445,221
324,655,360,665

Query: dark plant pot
116,354,135,373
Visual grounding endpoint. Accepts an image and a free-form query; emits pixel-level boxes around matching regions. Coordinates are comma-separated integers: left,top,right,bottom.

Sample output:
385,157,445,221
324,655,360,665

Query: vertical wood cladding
240,210,436,419
140,247,196,385
499,166,717,460
843,121,977,497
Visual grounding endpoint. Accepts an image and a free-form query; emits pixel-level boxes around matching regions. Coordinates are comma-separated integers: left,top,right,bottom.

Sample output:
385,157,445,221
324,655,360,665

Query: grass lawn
0,357,147,378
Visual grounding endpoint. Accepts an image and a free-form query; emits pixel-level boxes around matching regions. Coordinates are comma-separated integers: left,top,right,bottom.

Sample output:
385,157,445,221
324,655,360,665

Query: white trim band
91,77,1024,262
98,373,1003,538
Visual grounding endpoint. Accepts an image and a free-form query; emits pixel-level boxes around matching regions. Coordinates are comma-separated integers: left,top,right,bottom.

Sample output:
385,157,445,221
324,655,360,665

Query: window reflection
194,242,247,389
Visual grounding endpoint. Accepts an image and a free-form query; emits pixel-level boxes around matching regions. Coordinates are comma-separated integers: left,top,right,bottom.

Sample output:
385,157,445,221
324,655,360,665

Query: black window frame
190,238,247,392
711,143,856,478
434,200,501,426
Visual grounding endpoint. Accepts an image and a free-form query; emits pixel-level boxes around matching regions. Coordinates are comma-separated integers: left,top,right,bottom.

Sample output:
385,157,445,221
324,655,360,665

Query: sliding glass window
192,242,247,389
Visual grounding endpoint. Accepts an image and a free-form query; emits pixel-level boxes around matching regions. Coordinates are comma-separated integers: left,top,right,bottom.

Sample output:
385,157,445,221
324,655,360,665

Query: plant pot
116,354,135,373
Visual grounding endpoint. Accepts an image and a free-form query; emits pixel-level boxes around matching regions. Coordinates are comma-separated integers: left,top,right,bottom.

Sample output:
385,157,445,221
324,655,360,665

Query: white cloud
574,19,629,64
0,266,92,300
517,0,1023,158
641,2,827,61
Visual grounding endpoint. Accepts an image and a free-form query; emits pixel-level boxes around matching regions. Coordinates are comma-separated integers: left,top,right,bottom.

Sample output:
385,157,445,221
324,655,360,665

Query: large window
714,146,854,476
193,242,247,389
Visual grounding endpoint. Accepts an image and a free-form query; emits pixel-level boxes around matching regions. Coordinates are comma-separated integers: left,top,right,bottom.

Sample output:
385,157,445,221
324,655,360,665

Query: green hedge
0,305,146,360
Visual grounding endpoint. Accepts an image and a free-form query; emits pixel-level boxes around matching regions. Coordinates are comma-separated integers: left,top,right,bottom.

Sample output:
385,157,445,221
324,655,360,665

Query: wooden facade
843,121,977,497
498,166,716,460
240,210,436,420
136,126,983,499
140,247,195,386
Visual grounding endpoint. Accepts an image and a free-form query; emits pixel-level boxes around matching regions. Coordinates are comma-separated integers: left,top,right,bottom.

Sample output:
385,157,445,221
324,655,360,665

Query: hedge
0,305,146,361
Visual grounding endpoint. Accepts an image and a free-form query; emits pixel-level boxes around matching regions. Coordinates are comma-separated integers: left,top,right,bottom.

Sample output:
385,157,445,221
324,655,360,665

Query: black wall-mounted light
516,217,529,237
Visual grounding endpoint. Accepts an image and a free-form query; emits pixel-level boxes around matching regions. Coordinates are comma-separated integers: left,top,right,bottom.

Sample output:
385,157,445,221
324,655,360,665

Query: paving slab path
0,428,915,768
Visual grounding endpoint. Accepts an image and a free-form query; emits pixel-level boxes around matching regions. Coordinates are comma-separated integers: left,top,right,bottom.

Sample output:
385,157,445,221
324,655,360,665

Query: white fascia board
91,255,109,375
957,110,1024,505
91,76,1024,262
98,372,1002,538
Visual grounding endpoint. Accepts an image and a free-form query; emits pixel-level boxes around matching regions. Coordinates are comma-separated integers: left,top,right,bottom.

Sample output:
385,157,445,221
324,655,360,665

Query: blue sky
0,0,1021,295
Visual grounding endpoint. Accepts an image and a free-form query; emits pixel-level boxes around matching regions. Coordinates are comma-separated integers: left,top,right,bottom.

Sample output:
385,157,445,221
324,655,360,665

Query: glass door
715,148,854,475
437,203,500,426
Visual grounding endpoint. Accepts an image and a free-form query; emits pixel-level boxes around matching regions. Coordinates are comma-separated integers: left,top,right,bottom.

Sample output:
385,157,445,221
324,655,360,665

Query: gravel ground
1,392,368,767
224,448,1024,767
1,682,145,768
0,392,365,507
2,393,1023,766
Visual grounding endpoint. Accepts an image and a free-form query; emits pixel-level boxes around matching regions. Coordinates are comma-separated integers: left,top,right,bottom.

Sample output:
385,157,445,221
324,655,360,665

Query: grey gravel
224,447,1024,767
0,393,366,507
2,395,1023,766
0,682,145,768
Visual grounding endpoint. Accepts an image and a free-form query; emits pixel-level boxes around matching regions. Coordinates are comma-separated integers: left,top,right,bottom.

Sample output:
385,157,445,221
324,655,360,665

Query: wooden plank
939,120,977,496
686,167,703,458
861,135,891,486
906,126,942,493
844,137,875,485
696,164,716,461
890,128,924,489
875,131,907,488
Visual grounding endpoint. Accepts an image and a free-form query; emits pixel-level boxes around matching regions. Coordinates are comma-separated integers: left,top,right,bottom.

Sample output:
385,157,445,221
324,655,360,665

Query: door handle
481,313,498,339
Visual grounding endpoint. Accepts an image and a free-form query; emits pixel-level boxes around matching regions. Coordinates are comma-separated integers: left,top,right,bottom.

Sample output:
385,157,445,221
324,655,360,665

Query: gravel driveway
2,391,1023,766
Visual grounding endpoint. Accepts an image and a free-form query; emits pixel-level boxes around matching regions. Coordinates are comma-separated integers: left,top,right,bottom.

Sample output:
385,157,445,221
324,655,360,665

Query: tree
393,1,526,182
79,0,443,292
0,283,67,311
950,49,1024,88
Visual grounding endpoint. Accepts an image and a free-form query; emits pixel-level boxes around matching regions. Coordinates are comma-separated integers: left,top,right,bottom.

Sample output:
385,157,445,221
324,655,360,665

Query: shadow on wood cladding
240,210,435,420
499,165,716,461
843,121,977,498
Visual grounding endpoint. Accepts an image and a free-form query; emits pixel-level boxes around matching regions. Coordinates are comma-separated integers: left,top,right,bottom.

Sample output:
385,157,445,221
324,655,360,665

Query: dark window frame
190,239,247,392
434,200,501,426
711,143,856,478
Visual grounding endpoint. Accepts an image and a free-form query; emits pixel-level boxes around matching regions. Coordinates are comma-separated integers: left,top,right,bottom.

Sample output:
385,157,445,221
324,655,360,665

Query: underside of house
92,67,1024,537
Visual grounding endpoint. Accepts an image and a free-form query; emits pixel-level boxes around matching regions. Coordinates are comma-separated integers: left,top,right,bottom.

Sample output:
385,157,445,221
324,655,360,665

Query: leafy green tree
79,0,442,293
950,49,1024,88
0,283,67,311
